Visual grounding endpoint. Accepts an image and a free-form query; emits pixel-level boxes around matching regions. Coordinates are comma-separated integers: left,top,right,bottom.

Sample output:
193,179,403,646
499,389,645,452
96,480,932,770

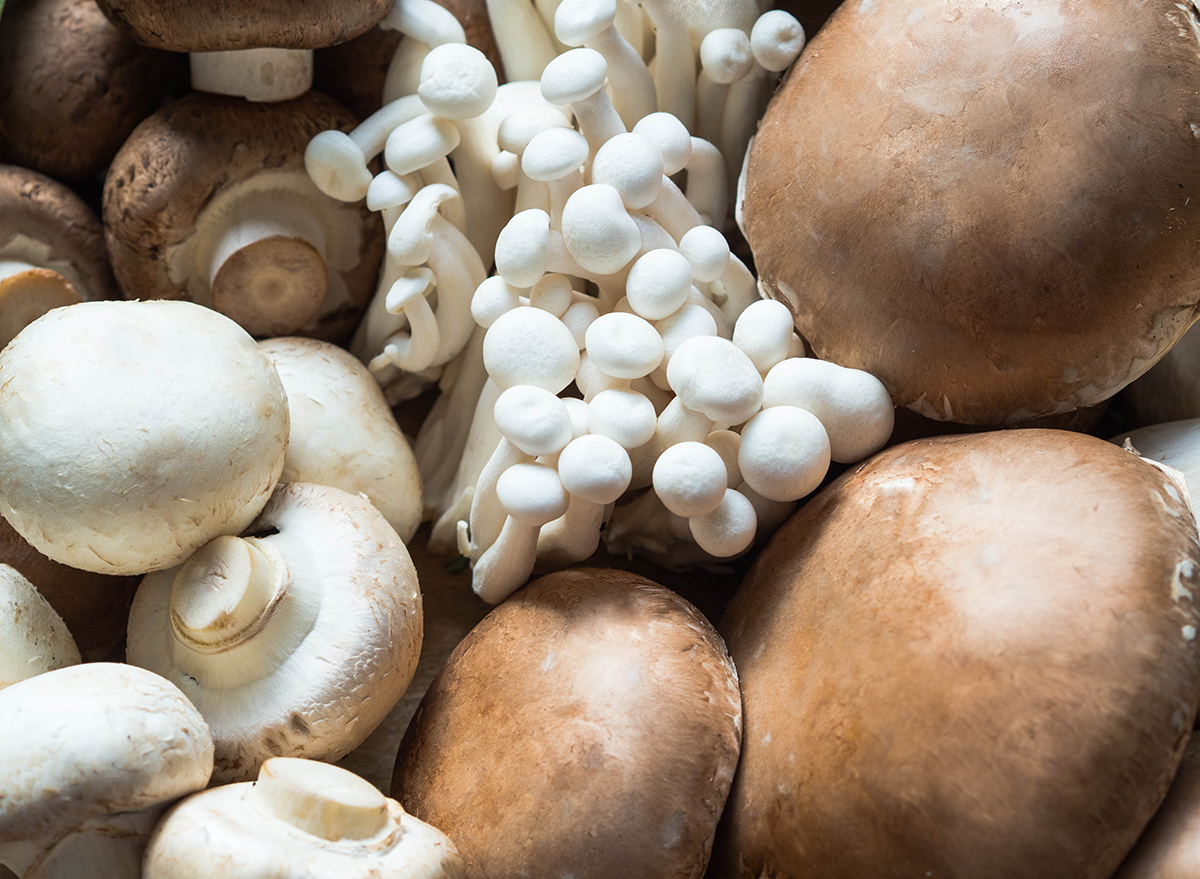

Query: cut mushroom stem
190,47,314,102
0,263,80,351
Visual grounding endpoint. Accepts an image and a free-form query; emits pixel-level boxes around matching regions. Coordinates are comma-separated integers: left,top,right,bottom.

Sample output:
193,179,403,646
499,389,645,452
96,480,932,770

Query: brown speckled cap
94,0,392,52
742,0,1200,425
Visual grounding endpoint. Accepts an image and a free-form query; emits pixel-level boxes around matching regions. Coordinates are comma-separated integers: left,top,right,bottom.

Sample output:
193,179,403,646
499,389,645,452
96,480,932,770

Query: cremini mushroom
0,663,213,878
0,165,119,351
259,337,423,543
126,481,423,784
1111,737,1200,878
143,757,464,878
0,299,289,576
0,564,79,690
104,91,384,341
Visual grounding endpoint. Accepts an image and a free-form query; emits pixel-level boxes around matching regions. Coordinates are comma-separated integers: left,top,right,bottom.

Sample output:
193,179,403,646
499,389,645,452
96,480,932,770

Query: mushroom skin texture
0,564,79,690
393,568,742,879
741,0,1200,424
0,0,185,182
0,299,289,576
0,663,214,878
143,757,464,878
103,91,384,343
259,337,423,544
0,165,118,350
127,481,424,784
1112,736,1200,878
712,429,1200,879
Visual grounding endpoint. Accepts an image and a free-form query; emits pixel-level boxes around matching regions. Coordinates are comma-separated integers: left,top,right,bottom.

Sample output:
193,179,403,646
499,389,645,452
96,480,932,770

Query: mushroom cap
0,0,185,182
0,663,213,845
144,759,463,878
103,91,384,344
0,564,80,689
392,568,742,879
714,430,1200,878
742,0,1200,424
1112,737,1200,878
94,0,392,52
127,482,423,784
0,299,289,576
0,164,117,304
258,337,423,543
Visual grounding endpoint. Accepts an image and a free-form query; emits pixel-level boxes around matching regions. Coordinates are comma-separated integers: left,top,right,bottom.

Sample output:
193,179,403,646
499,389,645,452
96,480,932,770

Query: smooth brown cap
743,0,1200,424
1114,737,1200,878
0,164,118,302
713,429,1200,879
393,568,742,879
94,0,392,52
0,0,186,182
102,91,383,343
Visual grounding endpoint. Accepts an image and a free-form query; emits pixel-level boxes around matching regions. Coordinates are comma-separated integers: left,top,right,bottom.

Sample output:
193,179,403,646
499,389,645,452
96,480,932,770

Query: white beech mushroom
105,92,384,342
0,165,120,351
0,564,79,690
258,337,424,543
0,300,289,576
143,758,464,878
0,663,214,878
95,0,391,101
126,482,423,784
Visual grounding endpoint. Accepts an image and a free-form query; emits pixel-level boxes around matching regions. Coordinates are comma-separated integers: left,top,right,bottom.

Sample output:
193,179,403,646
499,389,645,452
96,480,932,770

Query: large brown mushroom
712,429,1200,878
0,164,119,350
1113,736,1200,878
0,0,185,183
103,91,384,342
741,0,1200,425
393,567,742,879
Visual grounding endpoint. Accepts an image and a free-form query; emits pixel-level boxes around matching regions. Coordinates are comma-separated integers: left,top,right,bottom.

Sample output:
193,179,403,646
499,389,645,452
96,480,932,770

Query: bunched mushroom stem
190,48,314,103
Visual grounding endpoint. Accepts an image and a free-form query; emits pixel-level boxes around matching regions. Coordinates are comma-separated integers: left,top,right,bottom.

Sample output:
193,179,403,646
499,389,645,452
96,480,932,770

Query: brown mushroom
741,0,1200,425
393,567,742,879
0,164,119,350
103,91,384,342
712,429,1200,879
95,0,392,101
1113,736,1200,878
0,0,185,183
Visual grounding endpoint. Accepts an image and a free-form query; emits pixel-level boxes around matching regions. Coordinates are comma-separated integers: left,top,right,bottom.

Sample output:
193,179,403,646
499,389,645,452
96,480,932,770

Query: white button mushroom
0,300,289,576
539,48,625,157
625,248,694,320
483,305,581,392
584,311,665,379
127,482,423,784
560,184,642,276
493,385,575,456
689,487,758,558
652,440,729,518
0,564,79,690
590,132,665,210
733,298,797,375
143,758,464,878
738,405,831,502
587,388,659,449
0,663,213,878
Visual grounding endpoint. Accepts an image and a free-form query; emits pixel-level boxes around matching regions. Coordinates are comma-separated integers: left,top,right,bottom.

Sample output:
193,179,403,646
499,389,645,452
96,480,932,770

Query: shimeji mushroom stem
190,48,313,103
486,0,560,80
649,22,697,131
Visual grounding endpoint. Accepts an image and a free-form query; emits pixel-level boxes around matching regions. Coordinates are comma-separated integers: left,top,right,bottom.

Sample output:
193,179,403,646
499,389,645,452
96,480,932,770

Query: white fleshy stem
602,490,722,570
471,514,541,604
643,175,705,241
710,253,760,324
464,437,531,562
718,64,771,187
369,267,441,374
415,159,467,234
424,215,487,366
535,494,606,568
613,0,647,58
190,48,312,102
628,397,715,488
685,137,729,230
305,95,426,202
646,19,696,130
486,0,560,80
379,0,468,100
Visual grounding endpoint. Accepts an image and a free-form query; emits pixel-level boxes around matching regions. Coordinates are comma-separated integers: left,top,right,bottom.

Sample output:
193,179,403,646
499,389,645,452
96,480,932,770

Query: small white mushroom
632,112,692,176
733,298,796,375
667,334,763,425
560,184,641,275
652,440,729,518
625,248,694,320
483,305,581,392
529,273,576,317
493,385,576,457
584,311,665,379
472,275,524,328
0,663,213,878
495,208,552,288
306,94,427,202
127,482,423,784
143,757,464,878
688,487,757,558
497,104,575,214
587,388,658,449
540,48,626,157
738,405,831,502
522,127,589,224
0,564,79,690
696,28,754,145
554,0,656,126
750,9,806,72
590,131,665,210
678,224,730,283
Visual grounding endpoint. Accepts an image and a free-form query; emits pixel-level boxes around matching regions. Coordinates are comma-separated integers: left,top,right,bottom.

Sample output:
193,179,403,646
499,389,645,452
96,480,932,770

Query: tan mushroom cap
103,91,384,343
393,568,742,879
713,429,1200,879
0,0,185,182
94,0,392,52
1113,736,1200,878
742,0,1200,424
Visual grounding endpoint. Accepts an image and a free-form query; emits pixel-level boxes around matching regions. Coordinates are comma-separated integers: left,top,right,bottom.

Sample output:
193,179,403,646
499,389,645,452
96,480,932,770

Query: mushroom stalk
485,0,560,80
190,48,313,103
0,263,80,351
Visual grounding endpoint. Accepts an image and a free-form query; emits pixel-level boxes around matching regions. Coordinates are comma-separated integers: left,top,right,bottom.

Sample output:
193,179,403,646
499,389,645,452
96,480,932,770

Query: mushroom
143,758,464,878
0,299,289,576
392,568,742,878
741,0,1200,424
258,337,424,543
0,0,185,183
126,481,423,784
0,564,79,690
0,663,213,878
1111,737,1200,878
714,430,1200,878
104,91,384,342
0,165,120,351
95,0,392,102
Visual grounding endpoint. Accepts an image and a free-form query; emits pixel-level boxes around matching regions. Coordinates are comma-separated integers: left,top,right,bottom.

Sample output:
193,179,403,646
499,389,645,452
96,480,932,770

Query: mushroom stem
190,48,313,103
251,758,390,843
648,22,697,130
0,264,80,350
485,0,560,80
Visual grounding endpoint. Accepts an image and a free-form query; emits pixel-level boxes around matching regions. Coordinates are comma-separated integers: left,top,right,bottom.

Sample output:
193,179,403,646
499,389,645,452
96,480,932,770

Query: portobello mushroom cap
713,429,1200,879
741,0,1200,424
393,568,742,879
1113,736,1200,878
